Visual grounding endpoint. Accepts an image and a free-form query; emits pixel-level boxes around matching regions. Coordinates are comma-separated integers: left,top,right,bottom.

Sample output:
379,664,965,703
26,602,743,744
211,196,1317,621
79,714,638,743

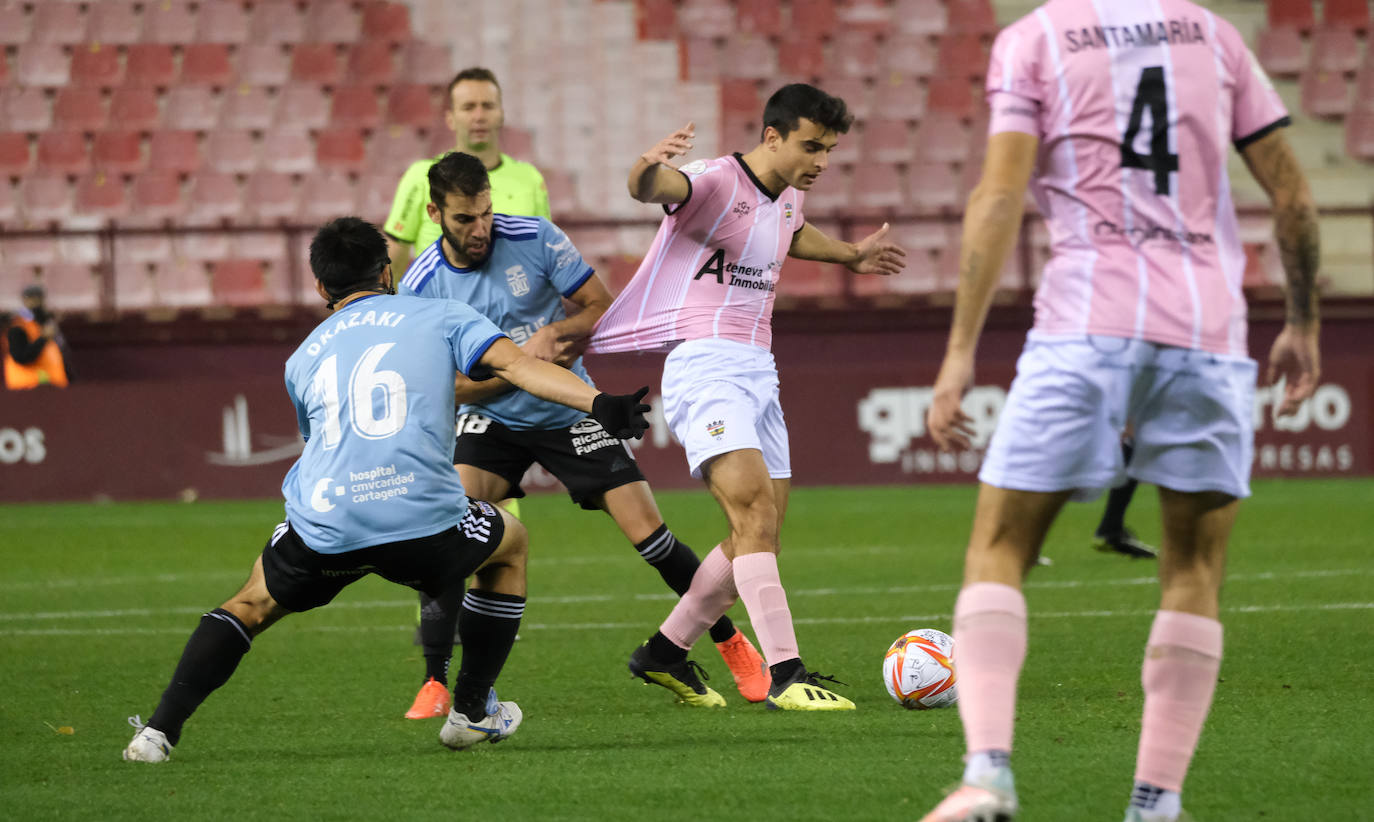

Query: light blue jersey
281,294,506,554
397,214,596,430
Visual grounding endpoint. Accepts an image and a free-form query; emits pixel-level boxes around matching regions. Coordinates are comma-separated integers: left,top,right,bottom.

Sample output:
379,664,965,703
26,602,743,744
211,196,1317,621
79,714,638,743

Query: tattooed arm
927,131,1039,450
1240,129,1322,417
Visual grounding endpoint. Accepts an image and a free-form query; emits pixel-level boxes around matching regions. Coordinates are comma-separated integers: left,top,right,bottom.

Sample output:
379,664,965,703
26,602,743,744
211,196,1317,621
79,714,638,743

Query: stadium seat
360,1,412,44
871,78,926,122
58,231,103,266
0,2,29,47
851,161,907,213
125,44,177,88
181,44,235,87
164,86,222,132
260,130,315,174
398,41,454,87
936,33,988,80
366,125,427,175
331,86,382,129
114,231,172,265
109,88,162,131
347,41,397,87
291,43,343,86
791,0,838,41
3,236,59,266
41,263,101,312
825,77,872,122
113,260,158,311
1323,0,1370,32
74,171,127,219
70,44,124,88
913,112,968,164
174,229,232,261
944,0,997,35
53,87,108,133
87,2,142,46
738,0,783,37
1345,110,1374,160
32,2,87,45
908,161,962,212
2,88,52,132
679,36,723,83
803,171,852,215
1268,0,1315,33
1257,25,1306,78
16,44,71,87
211,259,271,306
243,170,300,221
275,84,331,130
237,44,293,87
186,172,241,224
0,133,32,178
129,170,183,223
300,172,358,222
1301,70,1351,118
721,78,762,121
148,130,201,175
0,182,17,228
196,0,250,44
836,0,892,34
864,118,914,163
142,0,197,44
220,86,276,131
676,0,734,38
357,172,399,222
827,31,882,79
893,0,948,37
20,173,74,223
386,84,439,129
155,258,214,307
726,33,780,81
633,0,678,40
231,231,290,271
926,77,975,119
316,128,366,172
36,132,90,176
777,34,828,80
777,258,844,299
1309,26,1362,75
883,35,938,81
203,129,260,174
249,1,305,44
305,0,362,43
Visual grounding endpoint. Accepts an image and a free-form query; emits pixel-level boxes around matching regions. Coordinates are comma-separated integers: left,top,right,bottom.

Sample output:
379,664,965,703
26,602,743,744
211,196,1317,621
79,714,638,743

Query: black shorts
260,500,506,612
453,413,646,510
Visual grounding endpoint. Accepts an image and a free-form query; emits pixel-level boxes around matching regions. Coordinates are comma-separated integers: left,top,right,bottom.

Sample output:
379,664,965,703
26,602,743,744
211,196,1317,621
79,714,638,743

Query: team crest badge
505,264,530,297
680,159,708,175
706,419,726,438
783,202,793,221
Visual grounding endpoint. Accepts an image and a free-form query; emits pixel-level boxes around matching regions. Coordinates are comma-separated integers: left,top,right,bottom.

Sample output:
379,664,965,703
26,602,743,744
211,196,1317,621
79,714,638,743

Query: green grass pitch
1,479,1370,821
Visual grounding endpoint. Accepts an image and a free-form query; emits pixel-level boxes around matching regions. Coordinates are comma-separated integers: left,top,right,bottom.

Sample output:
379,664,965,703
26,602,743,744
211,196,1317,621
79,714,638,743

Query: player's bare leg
1123,488,1235,822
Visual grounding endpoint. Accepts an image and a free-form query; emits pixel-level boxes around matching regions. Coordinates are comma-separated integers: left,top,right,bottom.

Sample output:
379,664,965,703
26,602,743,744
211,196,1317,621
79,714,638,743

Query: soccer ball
883,628,958,710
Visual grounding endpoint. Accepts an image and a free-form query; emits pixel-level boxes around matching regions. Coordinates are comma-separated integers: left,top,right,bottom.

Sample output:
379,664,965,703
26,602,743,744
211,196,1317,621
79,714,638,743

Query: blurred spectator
4,284,70,389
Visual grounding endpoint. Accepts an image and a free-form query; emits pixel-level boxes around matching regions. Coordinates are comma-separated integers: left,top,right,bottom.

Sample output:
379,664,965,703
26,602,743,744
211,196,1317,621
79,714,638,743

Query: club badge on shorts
706,419,726,438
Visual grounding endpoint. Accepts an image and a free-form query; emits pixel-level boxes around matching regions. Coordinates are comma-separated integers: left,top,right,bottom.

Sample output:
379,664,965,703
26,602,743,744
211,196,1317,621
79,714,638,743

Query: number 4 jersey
282,294,505,553
988,0,1289,356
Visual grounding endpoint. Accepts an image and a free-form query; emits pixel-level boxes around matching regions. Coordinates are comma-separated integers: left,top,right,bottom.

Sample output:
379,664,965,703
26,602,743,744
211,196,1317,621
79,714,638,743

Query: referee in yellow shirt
384,66,550,275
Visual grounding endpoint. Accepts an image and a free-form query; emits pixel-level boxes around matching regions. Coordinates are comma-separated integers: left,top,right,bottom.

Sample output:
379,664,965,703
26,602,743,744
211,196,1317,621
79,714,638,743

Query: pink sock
953,582,1028,755
1135,610,1223,792
732,552,799,667
659,546,737,650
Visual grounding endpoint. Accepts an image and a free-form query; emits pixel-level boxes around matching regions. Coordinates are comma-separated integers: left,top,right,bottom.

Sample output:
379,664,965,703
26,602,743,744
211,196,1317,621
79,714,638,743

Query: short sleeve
1230,38,1290,149
283,366,311,441
384,161,431,245
664,157,720,216
445,301,508,377
985,23,1044,137
540,221,595,297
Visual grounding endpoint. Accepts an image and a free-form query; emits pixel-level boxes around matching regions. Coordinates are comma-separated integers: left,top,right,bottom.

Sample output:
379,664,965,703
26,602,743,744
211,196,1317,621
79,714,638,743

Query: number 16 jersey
988,0,1289,357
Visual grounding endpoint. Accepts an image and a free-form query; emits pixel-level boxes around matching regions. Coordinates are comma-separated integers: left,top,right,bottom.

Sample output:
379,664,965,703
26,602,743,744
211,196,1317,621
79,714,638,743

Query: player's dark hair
446,66,502,108
428,151,491,208
761,83,853,140
309,216,391,306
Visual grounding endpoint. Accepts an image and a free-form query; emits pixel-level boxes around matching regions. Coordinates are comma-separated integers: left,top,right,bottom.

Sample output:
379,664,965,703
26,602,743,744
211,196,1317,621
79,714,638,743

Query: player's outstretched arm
788,221,906,275
453,370,516,404
480,338,650,438
928,130,1038,451
1240,129,1322,418
521,276,614,365
628,122,694,204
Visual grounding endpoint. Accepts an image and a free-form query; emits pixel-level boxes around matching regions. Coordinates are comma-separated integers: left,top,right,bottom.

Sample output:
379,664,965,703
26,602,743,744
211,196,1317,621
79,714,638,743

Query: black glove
591,387,651,440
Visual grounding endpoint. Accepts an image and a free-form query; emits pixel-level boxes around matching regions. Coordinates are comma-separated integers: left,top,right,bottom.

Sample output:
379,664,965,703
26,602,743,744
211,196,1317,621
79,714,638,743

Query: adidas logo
802,687,840,702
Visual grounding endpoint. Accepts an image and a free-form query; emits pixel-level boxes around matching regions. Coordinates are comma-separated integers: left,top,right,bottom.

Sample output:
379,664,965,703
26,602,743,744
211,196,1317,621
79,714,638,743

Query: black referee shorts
453,413,646,510
261,500,506,612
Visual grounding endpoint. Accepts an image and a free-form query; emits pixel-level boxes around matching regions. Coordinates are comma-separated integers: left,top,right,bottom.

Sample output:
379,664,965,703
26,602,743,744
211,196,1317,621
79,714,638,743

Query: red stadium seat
827,31,882,79
871,78,926,121
1268,0,1315,33
1323,0,1370,32
173,231,232,262
398,41,454,87
1309,26,1362,75
129,170,184,222
386,84,439,129
305,0,362,43
249,1,306,44
679,36,723,83
926,77,975,119
32,2,87,45
357,172,399,222
109,88,162,131
3,236,59,266
347,41,397,87
113,260,158,311
20,173,74,223
300,172,358,222
221,86,276,131
331,86,382,129
851,161,907,213
16,44,71,87
125,44,177,88
776,34,827,80
908,161,962,212
0,132,32,178
2,88,52,132
1345,110,1374,160
836,0,892,34
635,0,678,40
243,171,300,221
196,0,250,44
0,2,29,47
777,258,844,300
360,2,412,44
163,86,222,131
0,183,17,228
945,0,996,36
87,2,142,46
74,172,127,219
802,172,852,215
1300,70,1350,118
203,129,260,174
1257,25,1306,78
790,0,838,41
186,172,242,224
740,0,784,36
260,130,315,174
181,44,235,87
366,125,427,175
148,130,201,175
237,44,292,87
92,132,145,175
155,258,214,307
894,0,947,37
316,129,366,172
291,43,343,85
721,78,762,121
913,112,968,164
720,113,759,153
726,33,780,81
883,35,938,80
211,259,271,306
41,263,101,312
675,0,733,38
275,84,331,130
825,77,872,122
142,0,197,44
53,88,108,133
936,33,988,80
37,132,90,175
863,118,914,163
70,44,124,88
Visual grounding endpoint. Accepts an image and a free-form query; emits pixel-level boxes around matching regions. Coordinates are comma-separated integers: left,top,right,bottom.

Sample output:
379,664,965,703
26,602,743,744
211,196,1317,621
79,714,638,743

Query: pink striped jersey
589,154,805,353
987,0,1290,356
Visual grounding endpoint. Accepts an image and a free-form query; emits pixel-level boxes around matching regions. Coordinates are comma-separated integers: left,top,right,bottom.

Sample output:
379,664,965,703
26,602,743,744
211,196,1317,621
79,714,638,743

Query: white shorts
979,334,1257,500
661,338,792,480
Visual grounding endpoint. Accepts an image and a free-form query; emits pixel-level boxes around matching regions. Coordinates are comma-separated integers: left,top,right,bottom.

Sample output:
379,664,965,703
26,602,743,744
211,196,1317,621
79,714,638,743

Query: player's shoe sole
919,769,1018,822
405,676,452,719
122,716,173,763
715,630,769,702
765,667,855,711
628,643,726,707
439,689,522,749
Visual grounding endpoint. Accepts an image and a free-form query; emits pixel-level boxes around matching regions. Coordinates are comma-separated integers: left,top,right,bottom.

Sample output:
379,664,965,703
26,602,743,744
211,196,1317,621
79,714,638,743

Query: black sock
635,525,736,644
147,608,253,746
769,657,804,686
647,630,688,665
419,587,463,684
452,590,524,719
1096,439,1138,537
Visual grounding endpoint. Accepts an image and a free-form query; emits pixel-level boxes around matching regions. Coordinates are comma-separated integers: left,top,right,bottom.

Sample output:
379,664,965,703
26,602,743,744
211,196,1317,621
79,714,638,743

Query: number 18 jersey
281,294,505,554
988,0,1289,356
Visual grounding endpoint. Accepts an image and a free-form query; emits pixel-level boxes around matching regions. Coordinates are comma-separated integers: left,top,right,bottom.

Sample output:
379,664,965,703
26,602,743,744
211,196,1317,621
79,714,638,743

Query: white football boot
439,689,522,750
918,767,1018,822
122,716,173,763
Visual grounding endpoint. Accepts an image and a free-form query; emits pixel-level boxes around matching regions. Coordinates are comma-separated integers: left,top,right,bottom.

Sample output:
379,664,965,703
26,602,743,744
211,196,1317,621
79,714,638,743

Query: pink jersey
589,154,805,353
987,0,1289,356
